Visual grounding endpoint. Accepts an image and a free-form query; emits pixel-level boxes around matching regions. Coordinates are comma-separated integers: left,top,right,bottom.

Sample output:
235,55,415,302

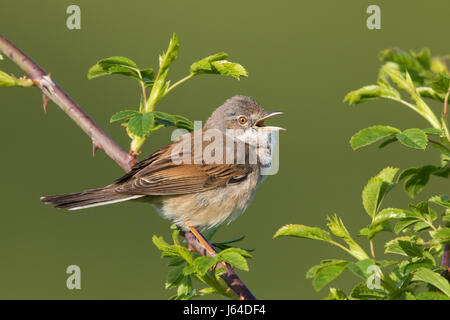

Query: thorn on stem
42,94,49,113
92,140,103,157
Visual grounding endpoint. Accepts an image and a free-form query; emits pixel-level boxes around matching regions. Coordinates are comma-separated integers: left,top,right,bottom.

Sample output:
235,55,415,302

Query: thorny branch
0,33,256,300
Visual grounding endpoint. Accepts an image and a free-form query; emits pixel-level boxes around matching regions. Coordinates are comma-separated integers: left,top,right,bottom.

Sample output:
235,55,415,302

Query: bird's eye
237,115,248,125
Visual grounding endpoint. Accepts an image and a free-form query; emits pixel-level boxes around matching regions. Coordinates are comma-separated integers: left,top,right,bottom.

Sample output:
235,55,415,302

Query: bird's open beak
254,111,285,131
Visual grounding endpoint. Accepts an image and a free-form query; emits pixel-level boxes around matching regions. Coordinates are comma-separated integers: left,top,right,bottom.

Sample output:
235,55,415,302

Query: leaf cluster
152,228,252,300
275,47,450,300
87,33,248,154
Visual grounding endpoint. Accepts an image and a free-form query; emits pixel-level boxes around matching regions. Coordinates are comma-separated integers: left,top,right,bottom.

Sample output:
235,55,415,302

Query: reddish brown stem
0,33,256,300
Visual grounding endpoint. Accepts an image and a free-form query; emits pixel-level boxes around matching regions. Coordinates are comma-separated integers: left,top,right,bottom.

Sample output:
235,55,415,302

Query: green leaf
350,126,401,150
394,219,421,234
398,258,435,276
362,167,399,218
192,256,218,275
395,128,428,149
306,260,349,292
378,137,398,149
385,237,423,257
416,292,450,300
347,259,376,280
140,68,155,83
110,110,139,123
99,56,138,68
166,264,185,289
159,33,179,75
218,249,249,271
422,127,443,135
398,165,439,198
152,235,172,252
152,111,194,131
380,48,425,72
127,113,155,138
176,276,194,300
190,53,229,74
0,70,17,87
350,282,386,299
417,87,446,102
273,224,332,242
210,60,248,79
190,53,248,80
326,215,369,260
343,85,400,104
325,288,348,300
412,268,450,297
431,73,450,94
429,195,450,208
368,208,410,239
433,228,450,244
87,56,140,80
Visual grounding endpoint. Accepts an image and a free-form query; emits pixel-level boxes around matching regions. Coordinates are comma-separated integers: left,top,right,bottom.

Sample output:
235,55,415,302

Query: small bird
41,95,283,234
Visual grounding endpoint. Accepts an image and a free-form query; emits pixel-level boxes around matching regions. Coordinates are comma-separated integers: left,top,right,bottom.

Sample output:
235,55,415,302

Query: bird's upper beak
254,111,285,131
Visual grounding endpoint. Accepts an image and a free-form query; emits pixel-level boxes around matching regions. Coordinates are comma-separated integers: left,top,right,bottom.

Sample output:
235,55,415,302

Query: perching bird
41,95,283,232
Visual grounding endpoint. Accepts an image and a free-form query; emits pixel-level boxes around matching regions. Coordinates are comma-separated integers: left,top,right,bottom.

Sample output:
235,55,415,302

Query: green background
0,0,448,299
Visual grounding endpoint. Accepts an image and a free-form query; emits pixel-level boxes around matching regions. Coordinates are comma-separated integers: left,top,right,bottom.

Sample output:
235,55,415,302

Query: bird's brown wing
113,138,254,196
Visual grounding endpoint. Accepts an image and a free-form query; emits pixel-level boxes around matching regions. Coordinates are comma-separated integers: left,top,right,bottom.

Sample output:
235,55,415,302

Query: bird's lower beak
254,111,285,131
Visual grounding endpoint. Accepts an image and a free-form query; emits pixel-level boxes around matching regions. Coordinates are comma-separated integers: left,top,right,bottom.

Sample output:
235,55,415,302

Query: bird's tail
40,186,143,211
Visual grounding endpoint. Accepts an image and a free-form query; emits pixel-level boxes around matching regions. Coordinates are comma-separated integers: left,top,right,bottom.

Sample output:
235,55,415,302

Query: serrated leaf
422,127,444,135
87,56,140,80
433,228,450,244
306,260,349,292
326,215,369,260
350,126,401,150
347,259,377,280
368,208,410,239
385,237,423,257
325,288,348,300
152,111,194,131
190,53,248,80
429,195,450,208
431,73,450,94
398,258,435,276
380,48,425,72
159,33,179,75
417,292,450,300
362,167,399,218
193,256,218,275
395,128,428,149
218,250,248,272
398,165,439,198
412,268,450,297
127,113,155,138
350,282,386,299
166,264,185,289
212,61,248,79
110,110,139,123
417,87,446,102
273,224,332,242
394,219,420,234
190,53,229,74
343,85,400,104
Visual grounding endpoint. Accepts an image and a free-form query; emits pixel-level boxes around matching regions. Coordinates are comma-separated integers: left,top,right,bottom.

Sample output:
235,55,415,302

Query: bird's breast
153,168,262,229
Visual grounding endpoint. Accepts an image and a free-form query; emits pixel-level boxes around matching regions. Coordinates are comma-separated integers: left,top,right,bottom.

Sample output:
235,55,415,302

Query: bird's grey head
204,95,283,135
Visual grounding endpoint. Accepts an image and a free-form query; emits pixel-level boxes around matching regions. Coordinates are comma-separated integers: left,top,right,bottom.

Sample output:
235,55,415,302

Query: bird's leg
184,220,217,256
